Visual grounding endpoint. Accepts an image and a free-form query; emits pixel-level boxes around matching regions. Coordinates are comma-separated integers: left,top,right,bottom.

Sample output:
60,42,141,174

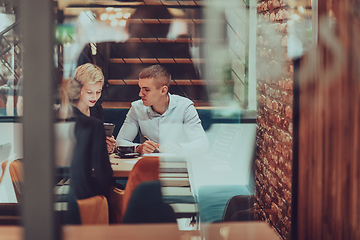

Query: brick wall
255,0,293,239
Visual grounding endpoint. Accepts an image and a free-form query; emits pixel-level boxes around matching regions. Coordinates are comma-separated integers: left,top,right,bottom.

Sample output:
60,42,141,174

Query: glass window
1,1,316,240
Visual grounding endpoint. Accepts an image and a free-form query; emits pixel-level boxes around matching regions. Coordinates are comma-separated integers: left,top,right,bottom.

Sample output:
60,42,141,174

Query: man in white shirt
115,64,208,155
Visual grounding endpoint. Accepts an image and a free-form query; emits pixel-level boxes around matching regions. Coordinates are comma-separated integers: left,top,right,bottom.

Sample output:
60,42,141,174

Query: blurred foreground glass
0,1,317,240
0,10,22,117
0,3,23,206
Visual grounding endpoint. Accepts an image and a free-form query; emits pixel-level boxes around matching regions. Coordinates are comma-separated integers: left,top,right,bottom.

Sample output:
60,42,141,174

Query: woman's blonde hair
75,63,104,86
59,63,104,119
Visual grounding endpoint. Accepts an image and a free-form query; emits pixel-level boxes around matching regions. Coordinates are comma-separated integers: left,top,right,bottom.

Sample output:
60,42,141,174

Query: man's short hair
139,65,171,89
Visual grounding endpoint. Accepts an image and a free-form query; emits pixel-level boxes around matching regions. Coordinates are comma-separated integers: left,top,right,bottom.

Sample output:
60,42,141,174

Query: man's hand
106,136,116,154
136,140,159,154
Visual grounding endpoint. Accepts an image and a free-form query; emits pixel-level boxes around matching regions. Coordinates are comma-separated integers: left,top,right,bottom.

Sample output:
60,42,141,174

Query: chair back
0,160,8,184
222,195,256,222
122,156,160,216
8,159,23,202
122,180,176,224
109,186,125,223
77,195,109,225
0,160,18,203
0,155,20,224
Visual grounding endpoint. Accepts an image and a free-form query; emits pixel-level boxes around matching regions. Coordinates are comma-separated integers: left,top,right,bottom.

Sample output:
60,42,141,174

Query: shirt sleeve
178,104,209,154
115,106,139,147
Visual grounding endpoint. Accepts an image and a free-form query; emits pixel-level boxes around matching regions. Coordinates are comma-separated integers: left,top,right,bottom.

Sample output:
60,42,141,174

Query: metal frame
22,0,59,239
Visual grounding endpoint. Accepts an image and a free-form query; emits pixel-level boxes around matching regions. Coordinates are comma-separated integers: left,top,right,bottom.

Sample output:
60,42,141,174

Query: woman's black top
67,107,113,224
90,102,104,122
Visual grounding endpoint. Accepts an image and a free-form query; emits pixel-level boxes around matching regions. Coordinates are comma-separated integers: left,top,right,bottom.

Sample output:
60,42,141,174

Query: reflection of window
0,12,22,117
3,1,266,238
58,2,255,114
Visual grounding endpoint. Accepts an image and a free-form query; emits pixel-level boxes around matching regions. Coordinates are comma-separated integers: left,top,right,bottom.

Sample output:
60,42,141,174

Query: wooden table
109,153,197,219
0,222,281,240
109,154,188,178
109,154,140,178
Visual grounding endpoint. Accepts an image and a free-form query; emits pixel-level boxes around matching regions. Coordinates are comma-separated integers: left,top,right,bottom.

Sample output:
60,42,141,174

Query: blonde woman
60,63,115,224
61,63,116,153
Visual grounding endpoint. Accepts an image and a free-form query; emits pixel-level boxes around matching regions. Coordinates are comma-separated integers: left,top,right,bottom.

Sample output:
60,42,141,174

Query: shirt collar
167,93,177,112
146,93,176,117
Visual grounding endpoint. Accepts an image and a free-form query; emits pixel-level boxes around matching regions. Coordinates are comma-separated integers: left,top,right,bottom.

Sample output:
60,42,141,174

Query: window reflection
0,0,287,239
3,0,360,239
1,0,258,233
53,1,258,235
0,11,22,117
0,5,23,209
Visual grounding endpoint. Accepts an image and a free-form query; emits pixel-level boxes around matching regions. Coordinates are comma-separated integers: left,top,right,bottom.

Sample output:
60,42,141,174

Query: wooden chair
77,156,159,224
77,195,109,225
0,160,7,184
8,159,23,202
0,160,21,225
0,159,23,203
108,186,125,224
122,180,177,224
121,156,160,219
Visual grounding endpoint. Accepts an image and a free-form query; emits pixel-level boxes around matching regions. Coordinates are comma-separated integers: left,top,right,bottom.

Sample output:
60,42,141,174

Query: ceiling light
123,12,131,19
298,6,305,14
115,12,123,18
119,20,126,27
100,13,108,21
291,13,301,21
109,14,116,21
111,19,119,27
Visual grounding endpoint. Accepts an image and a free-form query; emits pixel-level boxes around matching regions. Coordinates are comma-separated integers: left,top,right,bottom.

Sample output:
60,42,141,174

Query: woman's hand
136,140,159,154
106,136,116,154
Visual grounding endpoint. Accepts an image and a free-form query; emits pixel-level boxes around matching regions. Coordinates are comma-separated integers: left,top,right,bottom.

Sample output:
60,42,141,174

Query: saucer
116,152,140,158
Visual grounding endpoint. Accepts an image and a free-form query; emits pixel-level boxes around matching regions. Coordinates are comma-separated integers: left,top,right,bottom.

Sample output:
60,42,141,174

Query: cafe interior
0,0,359,239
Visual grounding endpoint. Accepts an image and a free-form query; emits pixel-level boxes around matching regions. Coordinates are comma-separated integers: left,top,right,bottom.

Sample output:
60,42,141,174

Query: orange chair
0,160,21,226
8,160,23,202
81,156,159,224
0,160,8,184
77,195,109,225
121,156,160,217
9,160,23,182
121,180,177,224
108,186,125,223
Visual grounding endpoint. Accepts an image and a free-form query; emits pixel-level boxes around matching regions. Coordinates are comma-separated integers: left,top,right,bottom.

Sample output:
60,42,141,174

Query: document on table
142,153,176,157
124,160,138,164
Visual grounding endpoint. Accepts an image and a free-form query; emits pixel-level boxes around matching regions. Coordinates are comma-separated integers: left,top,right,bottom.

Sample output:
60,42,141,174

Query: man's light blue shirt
115,94,209,155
